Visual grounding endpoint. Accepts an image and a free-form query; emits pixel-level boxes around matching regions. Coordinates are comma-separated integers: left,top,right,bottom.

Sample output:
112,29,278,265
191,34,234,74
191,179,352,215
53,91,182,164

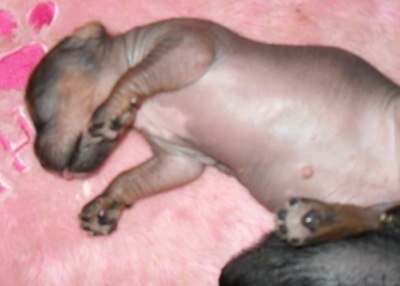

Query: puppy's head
26,22,126,174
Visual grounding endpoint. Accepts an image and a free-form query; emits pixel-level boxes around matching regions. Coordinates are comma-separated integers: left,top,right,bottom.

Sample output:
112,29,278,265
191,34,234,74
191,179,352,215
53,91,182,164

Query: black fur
220,207,400,286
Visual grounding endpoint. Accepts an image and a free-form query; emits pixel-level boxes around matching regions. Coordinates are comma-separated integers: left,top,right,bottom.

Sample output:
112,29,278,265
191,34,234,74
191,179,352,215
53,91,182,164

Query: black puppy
220,206,400,286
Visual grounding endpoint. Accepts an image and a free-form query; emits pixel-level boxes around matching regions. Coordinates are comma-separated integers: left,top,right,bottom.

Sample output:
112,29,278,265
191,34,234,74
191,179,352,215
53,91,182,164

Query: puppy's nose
62,169,76,180
37,155,65,172
38,157,51,169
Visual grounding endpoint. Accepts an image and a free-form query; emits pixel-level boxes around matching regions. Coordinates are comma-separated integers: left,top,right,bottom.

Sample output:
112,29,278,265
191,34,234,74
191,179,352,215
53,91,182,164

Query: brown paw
275,198,335,246
88,98,140,141
79,194,129,236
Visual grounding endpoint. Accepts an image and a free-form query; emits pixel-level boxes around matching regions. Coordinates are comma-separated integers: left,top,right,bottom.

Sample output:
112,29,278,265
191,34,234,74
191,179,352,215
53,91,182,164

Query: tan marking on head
55,70,100,135
55,66,121,133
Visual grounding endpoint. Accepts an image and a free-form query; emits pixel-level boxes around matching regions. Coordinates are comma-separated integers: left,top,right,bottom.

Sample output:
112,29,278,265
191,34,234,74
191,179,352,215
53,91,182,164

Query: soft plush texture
1,1,400,285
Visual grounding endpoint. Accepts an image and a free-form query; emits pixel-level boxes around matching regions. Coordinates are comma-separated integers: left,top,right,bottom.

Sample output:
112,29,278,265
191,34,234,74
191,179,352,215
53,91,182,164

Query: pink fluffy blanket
1,1,400,285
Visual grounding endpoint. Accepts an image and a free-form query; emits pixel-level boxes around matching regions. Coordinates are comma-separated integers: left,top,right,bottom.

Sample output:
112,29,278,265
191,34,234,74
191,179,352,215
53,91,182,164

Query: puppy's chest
134,95,192,141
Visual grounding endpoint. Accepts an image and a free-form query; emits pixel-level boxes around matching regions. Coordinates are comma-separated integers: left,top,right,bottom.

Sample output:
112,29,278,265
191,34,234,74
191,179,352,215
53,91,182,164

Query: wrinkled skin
26,19,400,285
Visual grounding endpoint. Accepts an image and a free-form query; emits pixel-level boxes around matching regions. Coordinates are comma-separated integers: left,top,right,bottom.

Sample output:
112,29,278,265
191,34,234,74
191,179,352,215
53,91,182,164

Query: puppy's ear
72,22,106,40
60,21,107,49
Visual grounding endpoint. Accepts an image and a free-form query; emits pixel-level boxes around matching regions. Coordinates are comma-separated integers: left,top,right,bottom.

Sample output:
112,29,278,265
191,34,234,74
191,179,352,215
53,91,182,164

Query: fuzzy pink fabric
1,1,400,285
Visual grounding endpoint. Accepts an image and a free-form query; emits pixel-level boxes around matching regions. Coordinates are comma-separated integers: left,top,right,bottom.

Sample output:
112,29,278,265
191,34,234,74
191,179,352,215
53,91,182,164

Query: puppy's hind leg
275,198,390,246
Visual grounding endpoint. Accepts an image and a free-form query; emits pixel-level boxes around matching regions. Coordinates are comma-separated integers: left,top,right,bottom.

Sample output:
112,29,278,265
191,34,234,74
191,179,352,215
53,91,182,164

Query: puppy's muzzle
35,129,117,175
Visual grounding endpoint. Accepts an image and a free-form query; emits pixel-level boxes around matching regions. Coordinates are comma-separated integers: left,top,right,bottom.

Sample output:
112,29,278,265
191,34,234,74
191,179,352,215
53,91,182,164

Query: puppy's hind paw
275,198,336,246
275,197,385,247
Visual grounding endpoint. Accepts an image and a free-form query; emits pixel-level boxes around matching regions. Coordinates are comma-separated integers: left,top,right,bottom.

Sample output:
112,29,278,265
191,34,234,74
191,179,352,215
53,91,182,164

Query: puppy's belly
135,44,400,211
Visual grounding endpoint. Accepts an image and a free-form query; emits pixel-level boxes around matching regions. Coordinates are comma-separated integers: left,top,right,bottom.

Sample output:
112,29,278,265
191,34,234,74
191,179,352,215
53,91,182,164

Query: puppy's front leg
89,21,216,141
80,151,204,235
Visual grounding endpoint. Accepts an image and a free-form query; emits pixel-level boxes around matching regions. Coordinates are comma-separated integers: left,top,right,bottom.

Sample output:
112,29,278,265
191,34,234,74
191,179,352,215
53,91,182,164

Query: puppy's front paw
79,194,128,236
88,97,140,141
275,198,335,246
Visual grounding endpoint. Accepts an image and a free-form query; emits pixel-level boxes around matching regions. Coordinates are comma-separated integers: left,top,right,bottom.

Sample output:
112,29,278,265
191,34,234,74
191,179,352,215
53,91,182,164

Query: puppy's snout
38,156,55,170
34,141,66,172
36,154,65,172
33,125,118,175
34,131,73,172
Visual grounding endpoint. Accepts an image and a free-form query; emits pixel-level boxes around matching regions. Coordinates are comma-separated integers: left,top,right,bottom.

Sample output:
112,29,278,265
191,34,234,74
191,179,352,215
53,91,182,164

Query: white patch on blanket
82,180,92,198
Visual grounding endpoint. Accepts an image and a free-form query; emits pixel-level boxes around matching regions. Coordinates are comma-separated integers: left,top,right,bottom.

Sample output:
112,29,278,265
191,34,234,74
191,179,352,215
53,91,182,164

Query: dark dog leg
220,206,400,286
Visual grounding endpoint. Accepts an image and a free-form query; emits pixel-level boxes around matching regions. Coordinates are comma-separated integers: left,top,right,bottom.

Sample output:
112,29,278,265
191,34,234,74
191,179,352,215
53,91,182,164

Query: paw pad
275,197,328,246
79,195,128,236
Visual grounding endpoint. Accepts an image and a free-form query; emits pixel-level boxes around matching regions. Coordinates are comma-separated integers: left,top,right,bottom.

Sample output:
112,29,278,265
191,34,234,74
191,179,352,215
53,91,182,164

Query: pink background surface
1,1,400,285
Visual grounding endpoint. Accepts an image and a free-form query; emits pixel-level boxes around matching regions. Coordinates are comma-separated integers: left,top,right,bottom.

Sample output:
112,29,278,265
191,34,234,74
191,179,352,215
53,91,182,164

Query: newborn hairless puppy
26,19,400,284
